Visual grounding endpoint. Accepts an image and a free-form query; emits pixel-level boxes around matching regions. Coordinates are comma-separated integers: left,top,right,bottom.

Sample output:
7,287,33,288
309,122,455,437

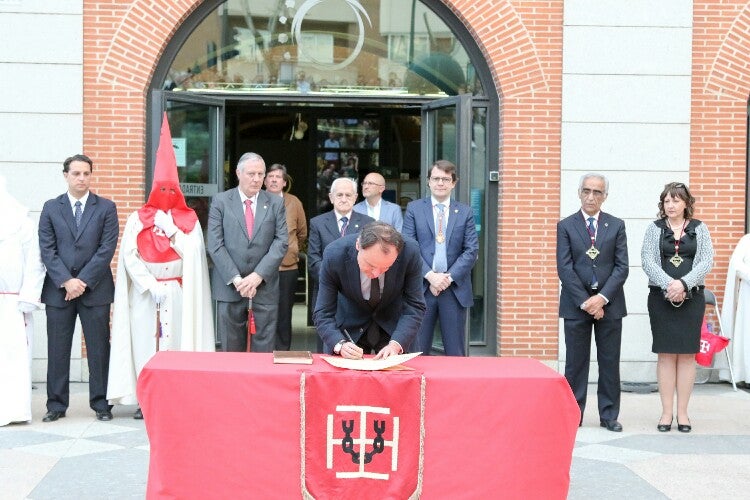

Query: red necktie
244,199,254,238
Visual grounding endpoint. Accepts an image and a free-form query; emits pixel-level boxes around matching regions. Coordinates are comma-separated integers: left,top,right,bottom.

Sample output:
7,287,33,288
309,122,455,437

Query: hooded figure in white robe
107,115,215,414
0,175,45,426
718,234,750,383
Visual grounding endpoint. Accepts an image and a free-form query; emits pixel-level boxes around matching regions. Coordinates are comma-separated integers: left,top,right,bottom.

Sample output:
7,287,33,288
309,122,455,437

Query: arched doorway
147,0,499,355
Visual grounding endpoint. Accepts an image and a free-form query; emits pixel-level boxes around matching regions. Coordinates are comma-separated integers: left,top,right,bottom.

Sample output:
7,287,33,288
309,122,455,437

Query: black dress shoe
42,410,66,422
657,420,672,432
133,408,143,420
95,410,113,421
677,420,691,433
600,419,623,432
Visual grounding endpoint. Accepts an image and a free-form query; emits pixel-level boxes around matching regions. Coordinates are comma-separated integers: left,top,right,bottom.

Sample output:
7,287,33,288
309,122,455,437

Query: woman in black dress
641,183,713,433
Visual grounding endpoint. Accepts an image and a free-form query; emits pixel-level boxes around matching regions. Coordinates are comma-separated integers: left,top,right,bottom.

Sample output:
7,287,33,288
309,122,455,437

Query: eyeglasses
580,188,606,198
430,176,453,184
332,192,356,199
361,181,384,187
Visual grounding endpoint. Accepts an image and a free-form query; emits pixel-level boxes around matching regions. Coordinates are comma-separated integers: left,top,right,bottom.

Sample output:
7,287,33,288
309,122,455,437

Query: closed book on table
273,350,313,364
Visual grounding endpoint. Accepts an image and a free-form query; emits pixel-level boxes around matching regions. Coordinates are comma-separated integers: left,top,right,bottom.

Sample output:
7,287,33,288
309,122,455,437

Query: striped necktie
340,216,349,237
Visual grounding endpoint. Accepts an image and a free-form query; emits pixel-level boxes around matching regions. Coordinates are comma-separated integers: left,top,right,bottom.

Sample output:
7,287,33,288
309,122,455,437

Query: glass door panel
152,91,225,233
152,91,225,347
468,105,487,347
421,94,490,355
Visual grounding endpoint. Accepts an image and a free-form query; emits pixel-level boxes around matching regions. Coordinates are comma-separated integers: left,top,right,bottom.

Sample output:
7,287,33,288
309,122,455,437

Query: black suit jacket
39,192,119,307
307,210,374,282
556,211,628,319
313,234,426,353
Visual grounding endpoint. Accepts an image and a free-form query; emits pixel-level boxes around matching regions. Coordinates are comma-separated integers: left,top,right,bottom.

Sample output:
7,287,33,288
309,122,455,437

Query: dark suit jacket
307,210,374,282
39,192,119,307
313,234,426,353
402,197,478,307
556,211,629,319
207,188,288,303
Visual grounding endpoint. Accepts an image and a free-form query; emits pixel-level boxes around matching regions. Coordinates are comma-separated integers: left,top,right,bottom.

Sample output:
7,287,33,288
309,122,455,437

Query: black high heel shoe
677,419,691,433
657,418,672,432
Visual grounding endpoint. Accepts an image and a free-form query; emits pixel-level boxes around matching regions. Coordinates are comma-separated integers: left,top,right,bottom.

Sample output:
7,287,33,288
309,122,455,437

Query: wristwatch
333,339,346,355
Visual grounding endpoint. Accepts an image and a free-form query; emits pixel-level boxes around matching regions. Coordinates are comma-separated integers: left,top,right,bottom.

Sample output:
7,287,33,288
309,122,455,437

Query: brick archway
85,0,561,358
692,1,749,296
705,3,750,100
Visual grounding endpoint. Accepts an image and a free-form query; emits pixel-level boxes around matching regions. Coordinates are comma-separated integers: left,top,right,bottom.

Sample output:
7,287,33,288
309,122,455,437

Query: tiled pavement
0,383,147,500
2,380,749,499
572,382,750,499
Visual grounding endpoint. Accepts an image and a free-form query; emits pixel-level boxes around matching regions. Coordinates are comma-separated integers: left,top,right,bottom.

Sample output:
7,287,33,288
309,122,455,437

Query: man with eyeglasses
556,172,629,432
314,221,425,359
402,159,479,356
354,172,403,231
207,152,288,352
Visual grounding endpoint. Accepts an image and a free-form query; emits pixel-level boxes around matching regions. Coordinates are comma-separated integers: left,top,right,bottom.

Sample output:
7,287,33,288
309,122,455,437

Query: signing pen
342,329,363,359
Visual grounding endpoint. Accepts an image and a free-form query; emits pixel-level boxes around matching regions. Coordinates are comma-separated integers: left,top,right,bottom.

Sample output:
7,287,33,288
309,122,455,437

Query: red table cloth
138,352,579,499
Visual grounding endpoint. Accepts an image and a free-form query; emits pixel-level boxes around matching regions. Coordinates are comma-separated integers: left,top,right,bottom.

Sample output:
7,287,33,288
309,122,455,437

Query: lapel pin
263,205,267,209
454,209,459,214
604,223,608,227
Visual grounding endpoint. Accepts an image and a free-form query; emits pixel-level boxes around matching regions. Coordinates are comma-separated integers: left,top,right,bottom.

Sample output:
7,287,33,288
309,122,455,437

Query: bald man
353,172,403,231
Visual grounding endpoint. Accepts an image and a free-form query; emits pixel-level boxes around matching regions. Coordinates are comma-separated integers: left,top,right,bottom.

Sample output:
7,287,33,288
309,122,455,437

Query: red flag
302,371,424,499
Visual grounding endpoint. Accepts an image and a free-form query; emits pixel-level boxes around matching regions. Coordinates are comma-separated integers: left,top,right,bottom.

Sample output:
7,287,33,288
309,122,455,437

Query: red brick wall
452,1,564,358
82,0,747,360
693,1,749,301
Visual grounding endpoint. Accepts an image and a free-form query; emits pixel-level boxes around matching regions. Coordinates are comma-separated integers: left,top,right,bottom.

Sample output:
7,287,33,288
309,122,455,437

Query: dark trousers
217,299,277,352
563,316,622,422
414,289,467,356
46,301,111,412
274,269,298,351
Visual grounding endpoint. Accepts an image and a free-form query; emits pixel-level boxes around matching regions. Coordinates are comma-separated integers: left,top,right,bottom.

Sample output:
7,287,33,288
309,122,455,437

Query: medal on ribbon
670,219,688,268
584,215,598,260
435,204,446,244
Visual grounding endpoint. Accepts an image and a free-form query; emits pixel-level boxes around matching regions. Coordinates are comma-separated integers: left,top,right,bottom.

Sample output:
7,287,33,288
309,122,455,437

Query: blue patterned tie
74,201,82,228
339,216,349,237
433,204,448,272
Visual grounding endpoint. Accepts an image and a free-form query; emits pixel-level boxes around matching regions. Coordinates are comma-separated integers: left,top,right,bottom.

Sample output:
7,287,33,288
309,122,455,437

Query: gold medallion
586,246,600,259
436,234,445,244
670,254,683,267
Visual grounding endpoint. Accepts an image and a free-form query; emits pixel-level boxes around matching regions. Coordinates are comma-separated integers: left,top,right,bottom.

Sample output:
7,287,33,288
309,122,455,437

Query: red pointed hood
137,113,198,262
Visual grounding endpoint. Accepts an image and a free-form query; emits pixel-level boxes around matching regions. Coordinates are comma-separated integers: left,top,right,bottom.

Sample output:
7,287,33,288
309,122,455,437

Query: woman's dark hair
657,182,695,219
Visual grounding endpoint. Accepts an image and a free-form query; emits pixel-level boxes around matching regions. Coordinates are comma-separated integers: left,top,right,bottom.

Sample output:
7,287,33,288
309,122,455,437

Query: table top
143,351,564,381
